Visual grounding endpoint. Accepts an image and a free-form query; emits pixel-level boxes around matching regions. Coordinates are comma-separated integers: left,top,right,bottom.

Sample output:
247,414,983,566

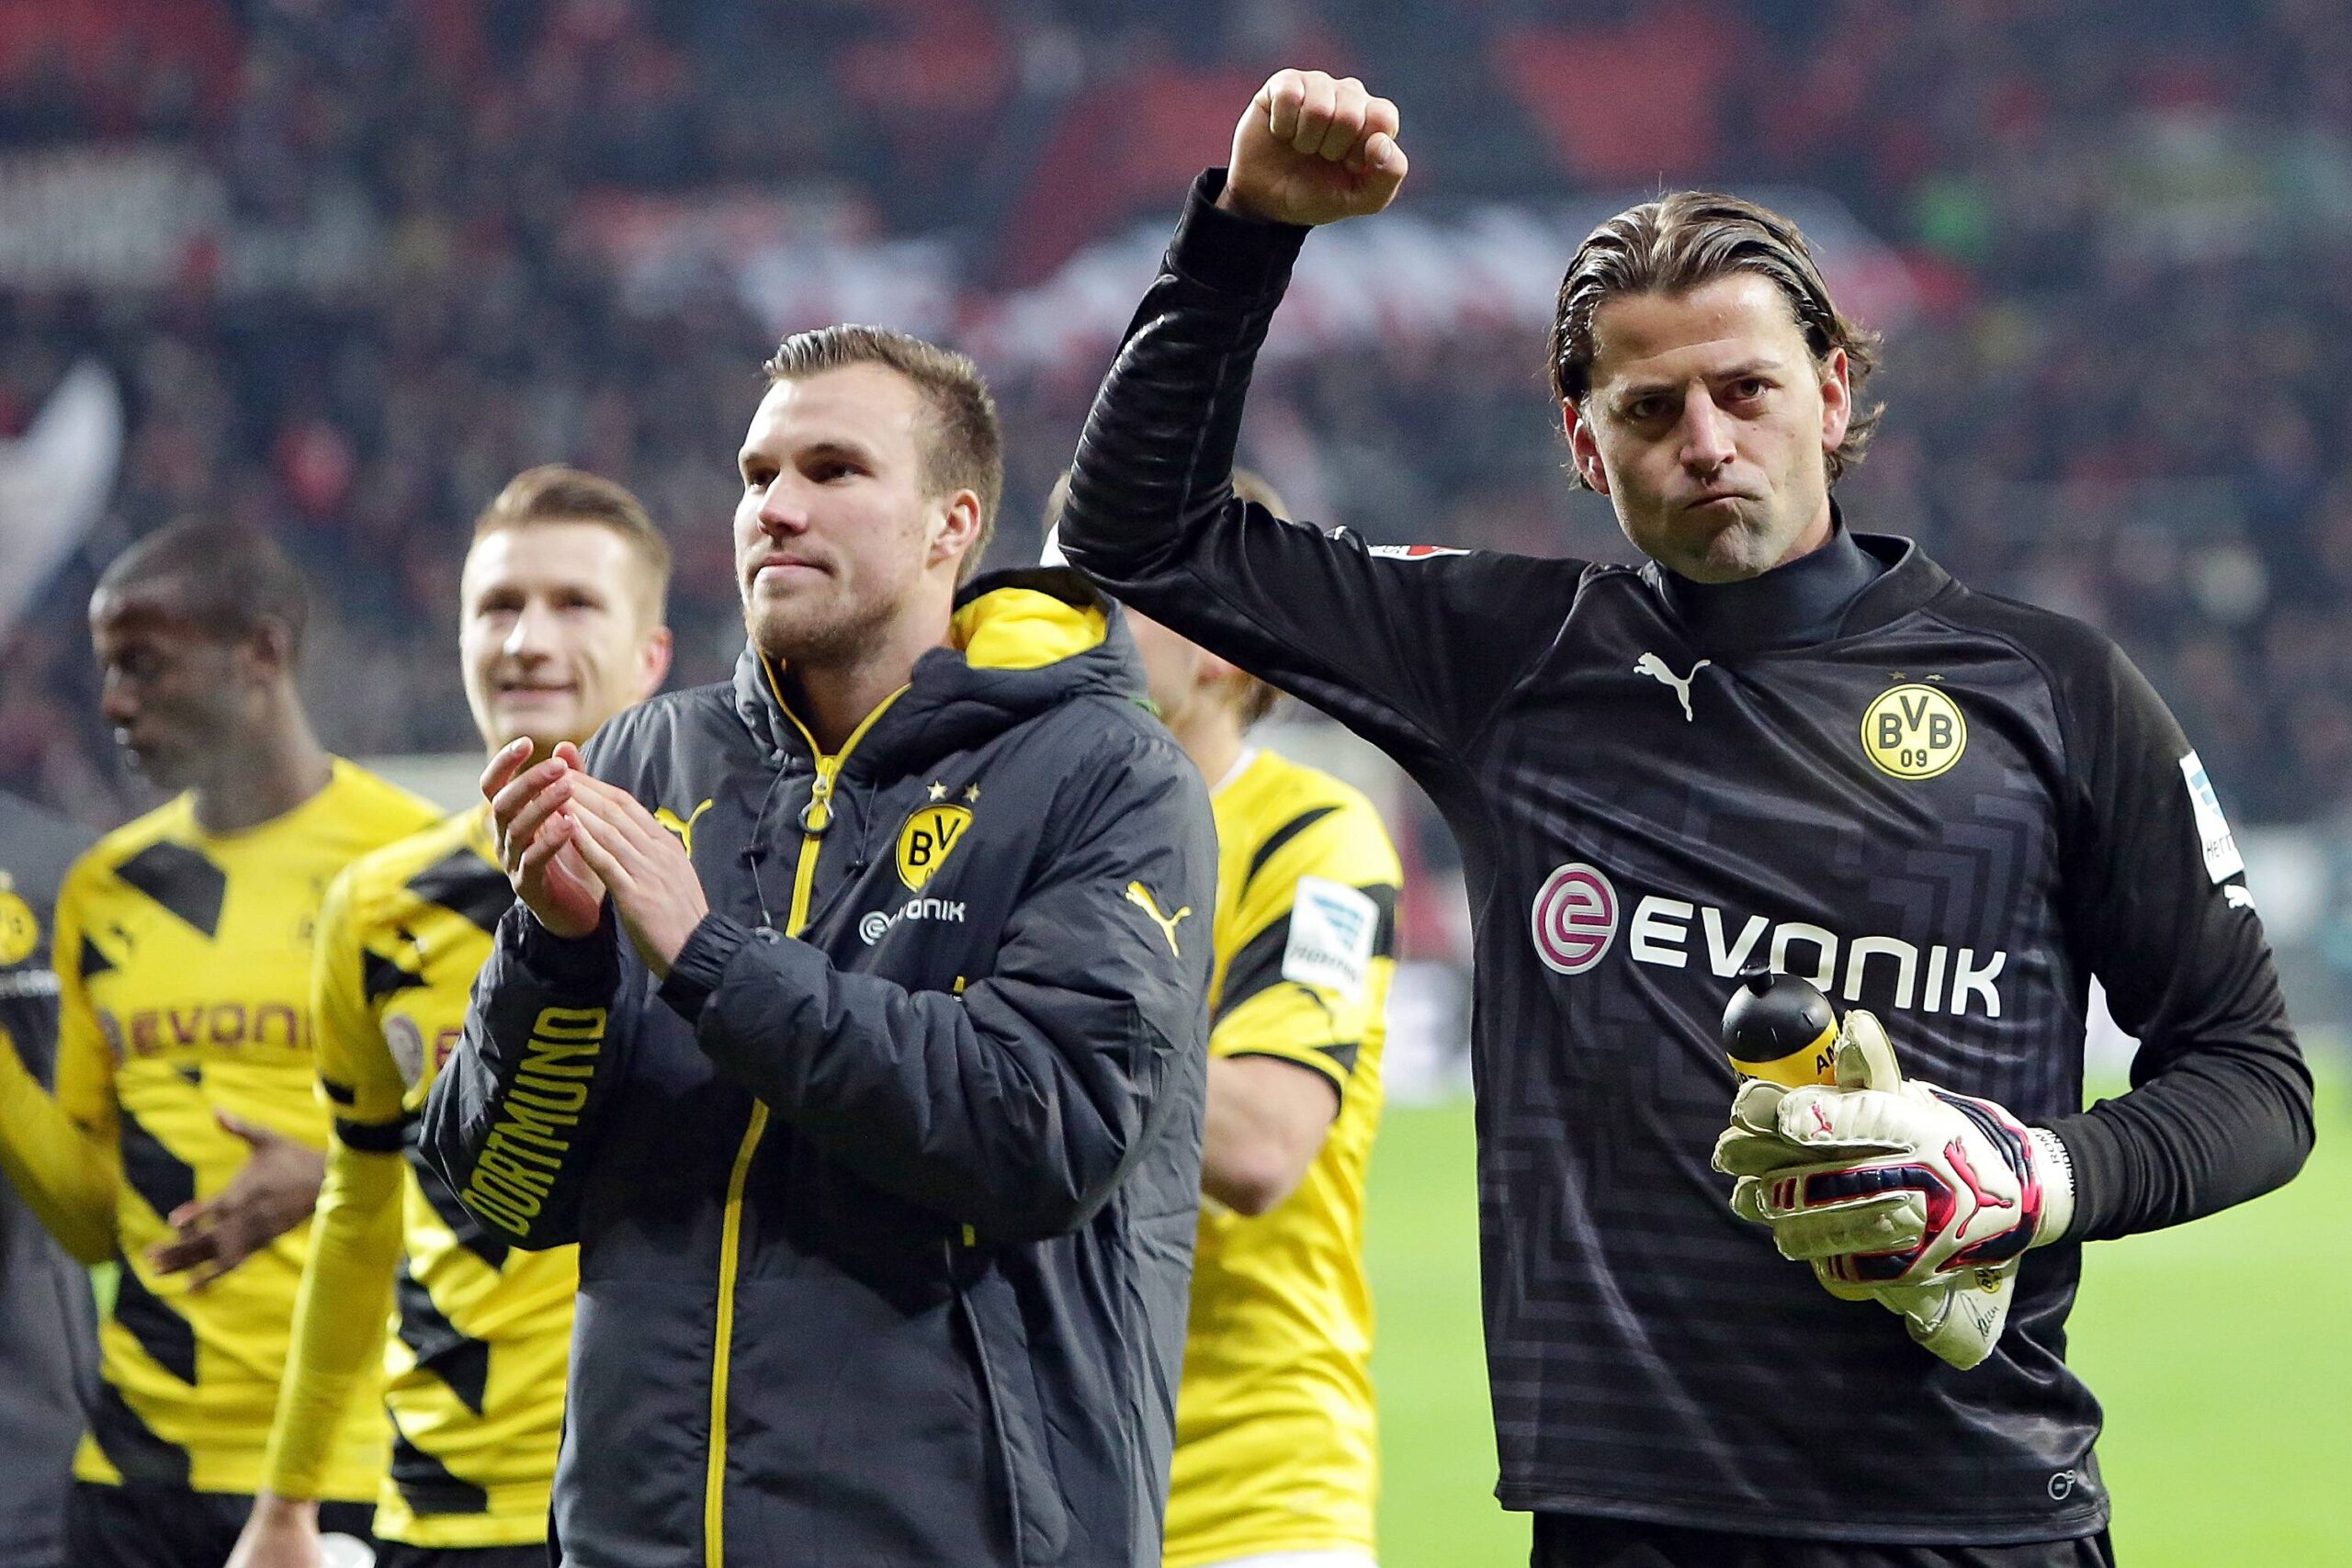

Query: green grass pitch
1365,1082,2349,1566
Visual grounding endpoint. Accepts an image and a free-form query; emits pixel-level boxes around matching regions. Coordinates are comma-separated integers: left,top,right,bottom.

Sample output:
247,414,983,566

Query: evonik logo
860,896,967,945
1529,863,2011,1018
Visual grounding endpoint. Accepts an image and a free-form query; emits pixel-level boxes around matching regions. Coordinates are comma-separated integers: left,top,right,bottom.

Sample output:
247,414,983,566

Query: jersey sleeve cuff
511,898,620,989
2026,1124,2077,1246
1170,169,1312,300
331,1114,413,1155
1221,1045,1352,1101
2037,1115,2105,1243
659,911,755,1024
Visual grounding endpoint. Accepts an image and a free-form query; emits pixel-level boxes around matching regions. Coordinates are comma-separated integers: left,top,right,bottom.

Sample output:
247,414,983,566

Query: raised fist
1221,69,1408,229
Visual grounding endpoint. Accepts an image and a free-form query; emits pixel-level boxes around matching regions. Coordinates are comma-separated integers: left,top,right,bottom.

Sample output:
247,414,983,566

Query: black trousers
66,1482,376,1568
1533,1514,2117,1568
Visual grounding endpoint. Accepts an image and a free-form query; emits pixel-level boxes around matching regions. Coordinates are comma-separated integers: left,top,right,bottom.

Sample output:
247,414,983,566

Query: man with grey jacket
423,325,1216,1567
0,791,100,1568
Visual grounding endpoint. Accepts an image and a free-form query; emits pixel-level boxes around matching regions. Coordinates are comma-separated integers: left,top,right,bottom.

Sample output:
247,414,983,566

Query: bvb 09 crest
1862,682,1967,780
0,873,39,967
898,804,972,890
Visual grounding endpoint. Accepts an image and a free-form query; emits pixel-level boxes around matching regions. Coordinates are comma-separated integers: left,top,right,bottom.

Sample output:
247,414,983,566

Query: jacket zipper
703,681,904,1568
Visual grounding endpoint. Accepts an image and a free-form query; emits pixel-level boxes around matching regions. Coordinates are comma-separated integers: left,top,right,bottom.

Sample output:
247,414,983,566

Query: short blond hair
472,465,672,619
764,324,1002,584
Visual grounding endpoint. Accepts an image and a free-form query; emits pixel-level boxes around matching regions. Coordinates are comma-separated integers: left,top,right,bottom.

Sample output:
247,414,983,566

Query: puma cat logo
655,798,716,857
1124,882,1192,958
1634,652,1713,723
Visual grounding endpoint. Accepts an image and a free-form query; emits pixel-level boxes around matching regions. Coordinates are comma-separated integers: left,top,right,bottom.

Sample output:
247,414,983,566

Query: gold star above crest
928,781,947,801
964,784,981,803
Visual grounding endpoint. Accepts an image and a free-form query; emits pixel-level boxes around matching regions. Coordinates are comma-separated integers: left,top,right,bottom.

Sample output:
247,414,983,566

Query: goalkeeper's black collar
1645,507,1942,656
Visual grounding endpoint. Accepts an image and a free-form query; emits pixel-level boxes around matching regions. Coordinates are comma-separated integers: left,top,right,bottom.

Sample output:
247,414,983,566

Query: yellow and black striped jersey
52,760,439,1499
265,805,573,1547
1164,747,1401,1568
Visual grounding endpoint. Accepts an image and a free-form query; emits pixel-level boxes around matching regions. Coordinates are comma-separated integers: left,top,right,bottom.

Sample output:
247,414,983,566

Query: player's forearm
1201,1055,1337,1216
2045,1035,2313,1243
417,903,626,1249
262,1143,403,1498
1060,170,1307,581
0,1034,117,1263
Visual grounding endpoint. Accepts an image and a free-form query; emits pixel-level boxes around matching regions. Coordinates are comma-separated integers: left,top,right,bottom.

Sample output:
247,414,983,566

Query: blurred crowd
7,0,2352,845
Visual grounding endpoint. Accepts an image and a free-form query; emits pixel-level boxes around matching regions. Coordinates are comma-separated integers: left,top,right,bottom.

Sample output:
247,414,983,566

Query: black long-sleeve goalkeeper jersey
1057,172,2315,1545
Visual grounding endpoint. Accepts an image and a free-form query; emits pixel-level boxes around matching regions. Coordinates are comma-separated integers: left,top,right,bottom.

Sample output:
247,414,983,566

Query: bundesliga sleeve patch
1282,876,1379,1001
2178,751,2245,885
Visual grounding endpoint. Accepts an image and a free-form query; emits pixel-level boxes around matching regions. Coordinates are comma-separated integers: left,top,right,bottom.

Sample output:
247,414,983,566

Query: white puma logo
1634,653,1712,723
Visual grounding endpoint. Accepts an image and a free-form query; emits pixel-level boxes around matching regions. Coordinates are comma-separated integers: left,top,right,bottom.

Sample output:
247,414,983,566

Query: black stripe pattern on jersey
336,1114,413,1154
118,1104,197,1221
364,948,427,1004
1239,805,1339,896
1362,884,1398,956
1226,1042,1358,1084
1217,917,1292,1019
396,1258,490,1415
405,851,515,937
409,1146,512,1270
388,1408,491,1517
110,1249,197,1383
1217,883,1400,1020
90,1373,191,1486
113,842,228,938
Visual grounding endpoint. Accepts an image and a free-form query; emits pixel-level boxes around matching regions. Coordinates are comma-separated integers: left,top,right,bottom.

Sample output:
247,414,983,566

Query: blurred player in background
0,790,102,1568
0,522,440,1567
1050,468,1399,1568
1060,69,2312,1568
226,468,673,1568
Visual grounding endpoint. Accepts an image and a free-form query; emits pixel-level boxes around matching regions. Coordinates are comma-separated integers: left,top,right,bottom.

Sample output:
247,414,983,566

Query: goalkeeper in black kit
1057,69,2314,1568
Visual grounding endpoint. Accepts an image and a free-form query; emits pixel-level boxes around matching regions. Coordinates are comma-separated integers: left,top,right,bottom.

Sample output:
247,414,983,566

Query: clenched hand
1220,69,1407,228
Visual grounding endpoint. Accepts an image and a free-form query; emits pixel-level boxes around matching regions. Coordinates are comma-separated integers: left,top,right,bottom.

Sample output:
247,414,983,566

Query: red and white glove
1713,1010,2075,1368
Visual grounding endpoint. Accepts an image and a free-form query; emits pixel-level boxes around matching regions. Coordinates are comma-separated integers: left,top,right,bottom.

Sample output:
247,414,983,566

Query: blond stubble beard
742,584,906,671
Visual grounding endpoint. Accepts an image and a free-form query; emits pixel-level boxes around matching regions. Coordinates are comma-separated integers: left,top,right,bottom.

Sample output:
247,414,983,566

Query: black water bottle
1719,965,1840,1087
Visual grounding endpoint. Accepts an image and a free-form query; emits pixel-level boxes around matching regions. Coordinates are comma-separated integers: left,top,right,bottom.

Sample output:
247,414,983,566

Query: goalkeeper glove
1713,1010,2076,1369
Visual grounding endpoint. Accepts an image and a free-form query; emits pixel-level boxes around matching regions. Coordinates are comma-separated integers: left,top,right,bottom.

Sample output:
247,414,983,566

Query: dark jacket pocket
957,1264,1071,1566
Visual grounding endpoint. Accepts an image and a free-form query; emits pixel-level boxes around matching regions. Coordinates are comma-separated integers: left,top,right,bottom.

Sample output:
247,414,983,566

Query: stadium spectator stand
6,0,2351,856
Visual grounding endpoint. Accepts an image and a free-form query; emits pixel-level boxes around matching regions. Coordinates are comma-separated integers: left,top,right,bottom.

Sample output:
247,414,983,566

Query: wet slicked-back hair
763,324,1002,583
96,520,311,660
473,464,673,619
1549,190,1883,487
